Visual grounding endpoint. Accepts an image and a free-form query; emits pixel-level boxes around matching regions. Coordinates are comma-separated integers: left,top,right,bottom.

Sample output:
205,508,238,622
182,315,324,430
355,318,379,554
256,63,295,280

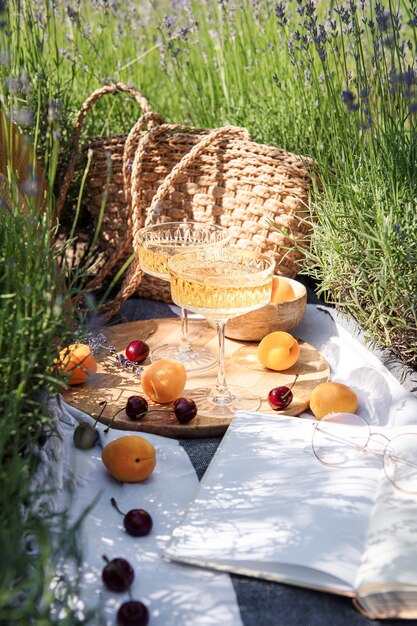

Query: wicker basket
57,83,316,319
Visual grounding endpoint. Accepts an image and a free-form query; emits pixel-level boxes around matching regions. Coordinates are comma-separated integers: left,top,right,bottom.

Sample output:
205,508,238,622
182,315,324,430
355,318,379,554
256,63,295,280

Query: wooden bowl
224,276,307,342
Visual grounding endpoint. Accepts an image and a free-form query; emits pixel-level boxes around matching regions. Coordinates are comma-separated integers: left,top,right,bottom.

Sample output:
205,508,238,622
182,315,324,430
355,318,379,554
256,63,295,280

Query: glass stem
211,321,233,404
178,307,192,354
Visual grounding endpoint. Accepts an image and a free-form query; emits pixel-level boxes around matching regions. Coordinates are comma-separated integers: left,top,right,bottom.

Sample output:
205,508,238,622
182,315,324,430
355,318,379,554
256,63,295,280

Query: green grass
0,180,90,622
0,14,92,617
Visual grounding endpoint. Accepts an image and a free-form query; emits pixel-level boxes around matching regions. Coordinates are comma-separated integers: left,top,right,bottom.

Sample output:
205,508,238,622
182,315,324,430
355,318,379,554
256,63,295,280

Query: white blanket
54,400,243,626
47,304,417,625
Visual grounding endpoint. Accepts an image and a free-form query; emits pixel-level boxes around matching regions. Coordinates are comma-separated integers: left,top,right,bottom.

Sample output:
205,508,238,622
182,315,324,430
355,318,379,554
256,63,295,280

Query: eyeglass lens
312,413,370,466
384,433,417,494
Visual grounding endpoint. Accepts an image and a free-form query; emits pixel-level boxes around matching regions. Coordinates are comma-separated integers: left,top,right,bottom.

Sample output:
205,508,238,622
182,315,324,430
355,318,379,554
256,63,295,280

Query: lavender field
3,0,416,363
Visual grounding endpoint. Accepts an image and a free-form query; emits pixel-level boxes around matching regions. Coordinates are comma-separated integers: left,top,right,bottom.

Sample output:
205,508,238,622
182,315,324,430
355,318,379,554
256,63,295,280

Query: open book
165,411,417,620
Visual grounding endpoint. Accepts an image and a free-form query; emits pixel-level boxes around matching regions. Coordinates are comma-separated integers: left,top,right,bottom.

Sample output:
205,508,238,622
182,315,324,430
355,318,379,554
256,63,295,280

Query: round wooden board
62,318,329,439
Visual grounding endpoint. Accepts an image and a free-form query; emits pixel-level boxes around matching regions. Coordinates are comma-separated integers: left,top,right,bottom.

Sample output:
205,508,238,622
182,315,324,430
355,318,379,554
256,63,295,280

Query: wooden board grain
62,318,330,439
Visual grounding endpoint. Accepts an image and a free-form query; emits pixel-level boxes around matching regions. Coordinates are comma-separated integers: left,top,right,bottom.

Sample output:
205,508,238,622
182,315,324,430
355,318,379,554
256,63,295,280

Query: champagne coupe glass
168,247,275,418
137,222,231,372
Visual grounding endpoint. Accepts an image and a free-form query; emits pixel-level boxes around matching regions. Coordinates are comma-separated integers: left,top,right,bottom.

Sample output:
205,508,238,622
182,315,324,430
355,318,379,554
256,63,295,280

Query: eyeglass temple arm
314,427,417,471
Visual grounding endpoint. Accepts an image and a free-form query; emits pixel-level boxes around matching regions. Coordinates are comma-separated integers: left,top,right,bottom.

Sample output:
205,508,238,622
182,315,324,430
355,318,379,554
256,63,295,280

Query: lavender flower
375,5,391,33
403,67,416,88
21,175,39,197
12,106,32,127
114,353,144,377
47,100,62,123
305,1,316,18
275,3,287,26
342,89,359,112
66,6,79,23
72,330,109,354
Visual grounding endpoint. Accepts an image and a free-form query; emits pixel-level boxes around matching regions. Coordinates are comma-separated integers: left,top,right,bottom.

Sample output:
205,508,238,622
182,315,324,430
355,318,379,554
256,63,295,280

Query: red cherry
173,398,197,423
124,509,153,537
126,395,149,420
111,498,153,537
268,386,293,410
117,600,149,626
125,340,150,363
102,556,134,592
267,375,299,410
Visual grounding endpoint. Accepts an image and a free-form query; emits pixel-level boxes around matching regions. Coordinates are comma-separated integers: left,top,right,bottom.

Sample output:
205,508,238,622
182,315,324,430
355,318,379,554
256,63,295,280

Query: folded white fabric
53,400,243,626
295,305,417,427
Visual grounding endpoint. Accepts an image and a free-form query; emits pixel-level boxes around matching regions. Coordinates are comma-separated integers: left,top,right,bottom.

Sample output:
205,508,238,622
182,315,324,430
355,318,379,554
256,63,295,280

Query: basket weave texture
57,83,315,318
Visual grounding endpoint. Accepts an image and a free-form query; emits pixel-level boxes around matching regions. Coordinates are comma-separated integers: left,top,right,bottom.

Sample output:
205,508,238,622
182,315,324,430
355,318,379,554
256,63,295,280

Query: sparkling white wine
138,244,170,280
138,223,231,281
139,241,211,280
170,260,273,320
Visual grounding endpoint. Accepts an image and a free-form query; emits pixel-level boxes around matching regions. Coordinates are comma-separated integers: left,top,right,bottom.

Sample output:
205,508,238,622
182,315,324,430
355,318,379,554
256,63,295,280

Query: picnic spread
53,296,417,626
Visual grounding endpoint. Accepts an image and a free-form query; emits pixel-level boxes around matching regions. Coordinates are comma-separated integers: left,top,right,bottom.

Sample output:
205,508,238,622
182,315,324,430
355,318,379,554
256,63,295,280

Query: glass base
150,344,217,372
181,385,261,419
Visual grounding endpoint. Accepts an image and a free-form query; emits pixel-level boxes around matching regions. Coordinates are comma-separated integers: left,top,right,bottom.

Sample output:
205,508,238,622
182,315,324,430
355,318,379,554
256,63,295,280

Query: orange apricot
309,381,358,420
55,343,97,385
102,435,156,483
141,358,186,403
258,331,300,371
270,276,295,303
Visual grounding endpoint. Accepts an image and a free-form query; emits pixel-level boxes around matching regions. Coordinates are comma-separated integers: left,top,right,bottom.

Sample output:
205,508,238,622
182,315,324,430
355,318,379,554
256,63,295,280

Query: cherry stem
93,400,108,428
102,555,109,564
288,374,299,391
110,497,125,517
140,408,172,416
281,374,299,398
125,408,174,420
104,407,125,434
130,408,178,421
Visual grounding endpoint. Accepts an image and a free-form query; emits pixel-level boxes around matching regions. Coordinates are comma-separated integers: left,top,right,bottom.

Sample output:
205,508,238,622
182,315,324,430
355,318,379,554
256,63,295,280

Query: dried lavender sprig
114,353,144,377
72,330,110,355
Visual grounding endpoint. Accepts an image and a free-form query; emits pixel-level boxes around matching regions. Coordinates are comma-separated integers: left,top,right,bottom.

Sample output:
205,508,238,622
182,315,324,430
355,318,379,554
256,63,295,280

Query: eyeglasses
311,413,417,495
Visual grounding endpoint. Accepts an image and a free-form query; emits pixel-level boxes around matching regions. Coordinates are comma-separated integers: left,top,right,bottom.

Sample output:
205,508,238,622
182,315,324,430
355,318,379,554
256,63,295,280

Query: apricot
270,276,295,303
141,358,186,403
309,381,358,420
55,343,97,385
258,331,300,371
102,435,156,483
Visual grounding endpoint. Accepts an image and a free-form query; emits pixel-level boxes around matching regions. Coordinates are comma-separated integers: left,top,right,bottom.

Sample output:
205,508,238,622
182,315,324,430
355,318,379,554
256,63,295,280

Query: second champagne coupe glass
168,247,275,418
138,222,231,372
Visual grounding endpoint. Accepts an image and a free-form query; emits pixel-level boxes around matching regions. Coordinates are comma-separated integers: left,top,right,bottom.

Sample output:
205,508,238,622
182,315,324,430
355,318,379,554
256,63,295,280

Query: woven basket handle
55,82,156,218
81,109,165,294
102,124,252,319
143,124,252,228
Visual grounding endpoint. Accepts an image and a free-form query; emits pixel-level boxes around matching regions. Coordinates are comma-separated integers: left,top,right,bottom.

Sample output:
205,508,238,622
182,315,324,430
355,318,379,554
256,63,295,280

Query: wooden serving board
62,318,329,439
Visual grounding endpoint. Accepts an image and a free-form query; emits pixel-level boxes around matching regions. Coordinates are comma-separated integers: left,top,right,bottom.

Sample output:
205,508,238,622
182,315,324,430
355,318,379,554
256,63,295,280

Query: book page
355,426,417,612
166,412,381,595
